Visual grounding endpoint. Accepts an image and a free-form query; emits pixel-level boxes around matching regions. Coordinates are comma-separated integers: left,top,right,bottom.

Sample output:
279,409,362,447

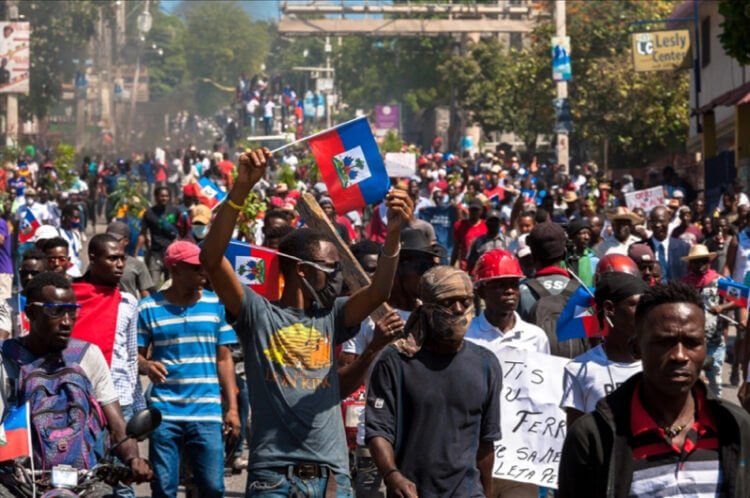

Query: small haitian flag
718,278,750,308
0,402,32,462
225,240,281,300
18,208,41,244
197,177,227,209
556,285,603,341
308,116,389,214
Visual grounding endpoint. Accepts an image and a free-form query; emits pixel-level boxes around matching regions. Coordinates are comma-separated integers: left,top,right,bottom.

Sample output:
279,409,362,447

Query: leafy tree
143,10,187,100
718,0,750,65
442,37,555,155
180,1,272,114
14,1,103,120
446,0,689,167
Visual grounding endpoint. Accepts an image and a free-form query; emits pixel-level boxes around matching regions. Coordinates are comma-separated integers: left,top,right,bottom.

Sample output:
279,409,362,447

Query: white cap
33,225,59,243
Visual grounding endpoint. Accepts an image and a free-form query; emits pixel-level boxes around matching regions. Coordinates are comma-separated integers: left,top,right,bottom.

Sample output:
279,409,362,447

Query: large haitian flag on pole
225,240,281,301
308,116,390,214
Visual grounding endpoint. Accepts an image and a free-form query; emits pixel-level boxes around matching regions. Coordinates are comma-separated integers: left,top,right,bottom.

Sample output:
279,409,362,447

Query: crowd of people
0,136,749,498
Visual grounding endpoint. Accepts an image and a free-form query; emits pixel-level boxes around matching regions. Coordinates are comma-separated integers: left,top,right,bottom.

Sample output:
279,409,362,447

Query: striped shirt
137,290,237,423
629,385,721,497
111,291,144,410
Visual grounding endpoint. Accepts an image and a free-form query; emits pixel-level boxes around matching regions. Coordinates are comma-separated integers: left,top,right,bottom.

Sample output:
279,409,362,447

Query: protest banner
384,152,416,178
492,348,569,489
624,186,665,212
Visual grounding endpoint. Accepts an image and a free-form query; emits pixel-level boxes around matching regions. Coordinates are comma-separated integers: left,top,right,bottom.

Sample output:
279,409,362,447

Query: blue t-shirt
137,290,237,423
233,288,358,475
0,219,11,273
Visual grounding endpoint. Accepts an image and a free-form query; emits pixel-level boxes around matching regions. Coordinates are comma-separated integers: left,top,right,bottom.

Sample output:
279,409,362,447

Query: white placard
624,186,665,212
492,348,569,489
384,152,416,178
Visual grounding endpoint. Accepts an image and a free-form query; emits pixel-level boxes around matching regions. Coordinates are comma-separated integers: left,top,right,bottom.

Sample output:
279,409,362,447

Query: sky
160,1,281,21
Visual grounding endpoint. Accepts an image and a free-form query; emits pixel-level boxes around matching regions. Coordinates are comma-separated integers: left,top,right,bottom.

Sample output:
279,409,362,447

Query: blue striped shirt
137,290,237,423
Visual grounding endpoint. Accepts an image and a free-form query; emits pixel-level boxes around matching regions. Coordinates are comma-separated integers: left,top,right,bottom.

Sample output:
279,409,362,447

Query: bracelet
381,243,401,259
382,468,400,480
226,198,243,210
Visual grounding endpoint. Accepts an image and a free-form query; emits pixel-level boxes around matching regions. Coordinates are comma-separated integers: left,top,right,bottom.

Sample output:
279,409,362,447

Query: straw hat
681,244,717,262
563,191,578,204
606,206,642,224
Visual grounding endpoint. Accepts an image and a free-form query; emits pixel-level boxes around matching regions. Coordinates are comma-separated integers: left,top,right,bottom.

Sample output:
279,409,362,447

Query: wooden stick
297,192,392,322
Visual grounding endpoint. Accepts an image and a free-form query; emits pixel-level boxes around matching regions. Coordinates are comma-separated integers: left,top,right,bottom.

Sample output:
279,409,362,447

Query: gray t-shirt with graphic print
233,287,358,474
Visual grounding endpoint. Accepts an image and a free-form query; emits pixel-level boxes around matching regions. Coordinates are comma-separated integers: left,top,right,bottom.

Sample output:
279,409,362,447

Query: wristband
382,468,400,480
226,198,243,210
382,243,401,259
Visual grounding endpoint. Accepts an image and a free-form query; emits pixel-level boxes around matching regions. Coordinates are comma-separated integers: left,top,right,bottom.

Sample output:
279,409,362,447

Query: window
701,17,711,68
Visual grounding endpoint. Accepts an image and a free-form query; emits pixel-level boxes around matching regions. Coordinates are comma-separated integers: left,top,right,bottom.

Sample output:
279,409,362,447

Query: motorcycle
0,408,161,498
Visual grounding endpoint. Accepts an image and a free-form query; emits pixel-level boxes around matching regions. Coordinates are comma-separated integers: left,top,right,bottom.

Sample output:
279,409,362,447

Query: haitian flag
718,278,750,308
18,208,40,244
225,240,281,300
197,177,227,209
309,116,389,214
0,402,32,461
556,285,603,341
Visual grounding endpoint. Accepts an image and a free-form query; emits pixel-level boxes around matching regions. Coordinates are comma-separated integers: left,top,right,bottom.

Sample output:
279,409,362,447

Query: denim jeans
114,404,135,498
246,468,353,497
150,419,225,498
235,372,250,457
705,341,726,397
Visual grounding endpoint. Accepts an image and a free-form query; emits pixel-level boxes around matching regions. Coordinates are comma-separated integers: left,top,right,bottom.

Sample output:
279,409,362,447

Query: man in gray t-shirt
200,147,413,496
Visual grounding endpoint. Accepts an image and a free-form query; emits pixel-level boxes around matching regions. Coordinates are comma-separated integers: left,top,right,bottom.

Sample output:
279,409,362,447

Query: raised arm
200,148,271,318
342,190,412,328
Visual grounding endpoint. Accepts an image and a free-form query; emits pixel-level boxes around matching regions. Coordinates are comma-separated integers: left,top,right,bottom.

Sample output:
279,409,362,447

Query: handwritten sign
492,348,569,489
384,152,416,178
624,186,665,212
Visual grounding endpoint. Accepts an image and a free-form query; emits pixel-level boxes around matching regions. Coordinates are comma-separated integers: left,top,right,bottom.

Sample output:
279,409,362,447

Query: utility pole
5,0,18,148
555,0,569,174
126,0,151,148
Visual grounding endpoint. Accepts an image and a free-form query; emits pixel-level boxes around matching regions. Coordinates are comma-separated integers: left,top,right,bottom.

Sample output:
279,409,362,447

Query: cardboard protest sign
492,348,569,489
624,186,665,212
384,152,416,178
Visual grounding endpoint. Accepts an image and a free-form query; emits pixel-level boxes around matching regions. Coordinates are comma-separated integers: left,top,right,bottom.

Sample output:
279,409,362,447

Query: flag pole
268,115,369,154
567,268,595,298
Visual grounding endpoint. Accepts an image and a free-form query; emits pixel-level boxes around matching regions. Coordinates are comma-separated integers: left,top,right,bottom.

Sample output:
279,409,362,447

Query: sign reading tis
632,30,692,72
492,348,569,489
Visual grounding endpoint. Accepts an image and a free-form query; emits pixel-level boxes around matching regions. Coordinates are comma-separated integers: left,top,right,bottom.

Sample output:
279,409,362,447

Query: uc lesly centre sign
631,29,692,72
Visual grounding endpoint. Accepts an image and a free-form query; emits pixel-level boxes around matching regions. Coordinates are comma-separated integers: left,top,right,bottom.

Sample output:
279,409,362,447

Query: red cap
472,249,524,284
164,241,201,267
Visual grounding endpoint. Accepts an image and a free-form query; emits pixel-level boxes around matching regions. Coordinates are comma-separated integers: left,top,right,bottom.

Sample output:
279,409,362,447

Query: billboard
551,36,571,81
632,30,691,72
0,22,29,93
374,104,400,137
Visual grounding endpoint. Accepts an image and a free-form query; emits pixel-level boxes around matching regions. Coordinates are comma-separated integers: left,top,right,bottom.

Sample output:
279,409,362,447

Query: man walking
366,266,502,497
559,282,750,497
138,241,240,498
138,186,179,285
200,147,412,496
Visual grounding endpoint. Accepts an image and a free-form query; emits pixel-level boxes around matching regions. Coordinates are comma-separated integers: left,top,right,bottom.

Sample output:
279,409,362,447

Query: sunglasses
27,302,81,319
303,260,342,275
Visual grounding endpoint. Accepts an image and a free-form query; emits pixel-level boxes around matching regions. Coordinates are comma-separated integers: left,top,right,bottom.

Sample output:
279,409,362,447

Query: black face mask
301,269,344,310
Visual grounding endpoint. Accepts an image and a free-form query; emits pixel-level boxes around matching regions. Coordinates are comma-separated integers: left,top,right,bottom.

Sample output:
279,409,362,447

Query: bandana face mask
423,302,474,342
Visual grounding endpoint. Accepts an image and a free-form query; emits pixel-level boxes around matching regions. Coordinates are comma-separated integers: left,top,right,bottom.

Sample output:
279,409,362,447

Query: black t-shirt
141,205,179,253
365,342,502,497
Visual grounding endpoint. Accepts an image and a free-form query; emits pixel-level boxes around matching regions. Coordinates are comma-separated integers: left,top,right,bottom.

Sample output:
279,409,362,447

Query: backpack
526,278,590,359
1,338,109,470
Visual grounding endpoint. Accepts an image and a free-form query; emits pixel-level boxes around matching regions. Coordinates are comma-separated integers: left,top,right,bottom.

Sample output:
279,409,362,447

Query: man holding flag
201,145,412,497
561,271,648,427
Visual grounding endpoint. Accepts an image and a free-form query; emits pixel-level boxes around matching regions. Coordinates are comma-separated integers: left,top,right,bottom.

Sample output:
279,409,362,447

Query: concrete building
672,0,750,205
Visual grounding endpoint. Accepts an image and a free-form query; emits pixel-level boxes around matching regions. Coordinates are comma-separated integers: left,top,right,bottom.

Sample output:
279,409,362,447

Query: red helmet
472,249,524,285
595,254,640,281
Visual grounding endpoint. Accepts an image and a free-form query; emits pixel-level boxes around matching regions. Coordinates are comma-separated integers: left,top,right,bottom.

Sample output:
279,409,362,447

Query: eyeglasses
303,260,342,275
27,302,81,319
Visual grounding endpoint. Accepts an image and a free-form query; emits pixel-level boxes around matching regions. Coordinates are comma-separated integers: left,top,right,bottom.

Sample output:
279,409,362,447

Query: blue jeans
114,404,135,498
150,419,224,498
235,372,250,457
705,341,726,397
246,468,353,497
